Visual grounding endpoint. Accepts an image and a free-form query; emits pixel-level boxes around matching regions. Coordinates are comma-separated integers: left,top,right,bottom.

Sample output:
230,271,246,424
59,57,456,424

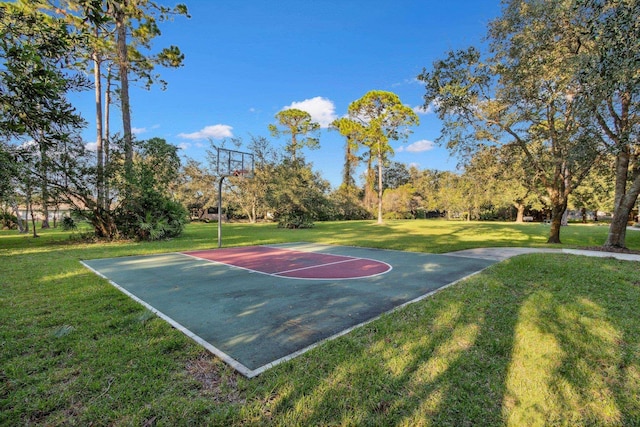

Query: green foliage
328,185,371,221
0,3,87,142
266,159,330,229
116,191,188,241
114,138,188,241
61,216,77,231
418,1,603,243
0,211,17,229
269,108,320,161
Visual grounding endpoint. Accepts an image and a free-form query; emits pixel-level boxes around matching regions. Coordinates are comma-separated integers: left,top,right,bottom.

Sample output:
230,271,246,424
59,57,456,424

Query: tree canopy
269,108,320,161
344,90,419,224
418,0,602,243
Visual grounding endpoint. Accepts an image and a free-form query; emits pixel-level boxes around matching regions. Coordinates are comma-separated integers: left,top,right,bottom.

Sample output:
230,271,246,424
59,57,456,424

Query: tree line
1,0,638,249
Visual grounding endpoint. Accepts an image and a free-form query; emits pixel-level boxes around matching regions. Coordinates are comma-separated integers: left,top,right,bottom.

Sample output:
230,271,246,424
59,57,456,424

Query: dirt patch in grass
185,353,245,404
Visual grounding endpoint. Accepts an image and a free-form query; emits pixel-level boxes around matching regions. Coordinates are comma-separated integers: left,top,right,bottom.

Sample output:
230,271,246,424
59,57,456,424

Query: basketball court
82,243,496,377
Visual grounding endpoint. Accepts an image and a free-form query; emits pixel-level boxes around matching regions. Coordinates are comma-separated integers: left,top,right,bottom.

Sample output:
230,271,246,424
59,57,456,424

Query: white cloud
85,141,97,152
397,139,435,153
413,104,432,115
132,127,147,135
393,77,422,87
177,142,191,150
178,124,233,140
283,96,337,128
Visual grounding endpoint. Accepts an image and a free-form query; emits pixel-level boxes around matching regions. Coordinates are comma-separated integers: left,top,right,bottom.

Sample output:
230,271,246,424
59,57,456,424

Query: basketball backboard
215,147,254,178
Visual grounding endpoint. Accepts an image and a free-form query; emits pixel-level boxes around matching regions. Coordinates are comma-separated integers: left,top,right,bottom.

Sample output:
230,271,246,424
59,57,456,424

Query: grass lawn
1,220,639,426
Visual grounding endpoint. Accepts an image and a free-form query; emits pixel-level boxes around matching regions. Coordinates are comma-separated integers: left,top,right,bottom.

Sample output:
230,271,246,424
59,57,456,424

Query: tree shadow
246,254,640,425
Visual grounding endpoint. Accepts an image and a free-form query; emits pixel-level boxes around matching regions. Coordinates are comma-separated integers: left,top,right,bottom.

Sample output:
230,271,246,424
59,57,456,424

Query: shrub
0,212,18,229
61,216,77,231
115,194,188,241
276,212,315,229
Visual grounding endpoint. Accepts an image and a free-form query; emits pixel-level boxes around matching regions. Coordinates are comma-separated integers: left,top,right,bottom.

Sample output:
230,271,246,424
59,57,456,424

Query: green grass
1,220,639,426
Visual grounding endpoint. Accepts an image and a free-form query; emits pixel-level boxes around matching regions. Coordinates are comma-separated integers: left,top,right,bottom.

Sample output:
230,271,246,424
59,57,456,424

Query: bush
61,216,77,231
115,192,188,241
115,194,189,240
0,212,18,229
276,212,315,229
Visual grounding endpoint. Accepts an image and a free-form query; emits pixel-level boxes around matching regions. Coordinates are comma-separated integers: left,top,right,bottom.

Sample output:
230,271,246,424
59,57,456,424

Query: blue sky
74,1,502,187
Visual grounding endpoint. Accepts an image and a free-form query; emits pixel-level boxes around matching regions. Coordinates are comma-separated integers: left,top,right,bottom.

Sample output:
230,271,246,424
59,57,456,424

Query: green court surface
82,242,495,377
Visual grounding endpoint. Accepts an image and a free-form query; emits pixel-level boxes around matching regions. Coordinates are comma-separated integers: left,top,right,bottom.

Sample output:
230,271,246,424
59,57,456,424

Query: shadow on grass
246,254,640,426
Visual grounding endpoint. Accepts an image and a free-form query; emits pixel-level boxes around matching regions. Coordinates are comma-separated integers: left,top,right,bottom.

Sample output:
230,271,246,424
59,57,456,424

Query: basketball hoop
215,147,255,248
215,147,254,179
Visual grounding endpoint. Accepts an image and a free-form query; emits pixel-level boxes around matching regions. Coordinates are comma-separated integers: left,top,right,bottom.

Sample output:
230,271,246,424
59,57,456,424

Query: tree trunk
26,186,38,238
515,202,525,223
604,151,640,248
291,133,297,161
364,156,376,212
93,41,104,210
377,152,383,224
39,139,50,229
104,65,112,207
115,3,133,179
11,202,25,233
547,201,567,244
604,178,640,248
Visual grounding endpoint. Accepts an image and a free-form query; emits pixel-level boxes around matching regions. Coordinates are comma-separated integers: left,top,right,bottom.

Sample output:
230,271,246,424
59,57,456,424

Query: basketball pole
217,176,224,248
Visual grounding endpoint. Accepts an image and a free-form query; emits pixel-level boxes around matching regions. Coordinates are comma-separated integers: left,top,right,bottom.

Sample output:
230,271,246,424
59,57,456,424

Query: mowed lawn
1,220,639,426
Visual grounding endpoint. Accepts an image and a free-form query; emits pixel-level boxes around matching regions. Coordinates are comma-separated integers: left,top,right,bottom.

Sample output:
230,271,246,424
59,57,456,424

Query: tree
576,0,640,248
331,117,364,190
384,161,411,190
37,0,187,201
266,159,331,228
382,184,415,219
0,2,88,232
114,137,187,240
346,90,419,224
269,108,320,161
210,135,278,223
409,167,442,216
418,0,601,243
436,171,467,220
171,158,216,220
463,145,539,222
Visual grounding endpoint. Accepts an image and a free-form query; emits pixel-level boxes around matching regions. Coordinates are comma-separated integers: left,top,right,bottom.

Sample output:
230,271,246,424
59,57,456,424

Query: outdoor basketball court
82,242,496,377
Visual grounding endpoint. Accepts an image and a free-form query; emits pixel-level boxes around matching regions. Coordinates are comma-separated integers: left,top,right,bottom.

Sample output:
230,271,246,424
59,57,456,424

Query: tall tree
346,90,419,224
331,116,364,190
32,0,187,237
43,0,187,190
269,108,320,161
0,2,87,231
576,0,640,248
419,0,601,243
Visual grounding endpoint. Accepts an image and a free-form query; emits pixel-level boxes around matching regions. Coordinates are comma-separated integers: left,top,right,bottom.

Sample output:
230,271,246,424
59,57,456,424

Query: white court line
274,257,363,275
80,260,258,378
